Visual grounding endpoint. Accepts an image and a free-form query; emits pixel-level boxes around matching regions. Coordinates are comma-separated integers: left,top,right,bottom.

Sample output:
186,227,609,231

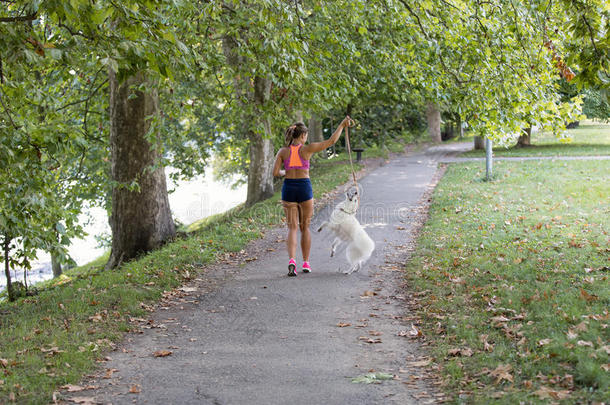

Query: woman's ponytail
284,122,308,146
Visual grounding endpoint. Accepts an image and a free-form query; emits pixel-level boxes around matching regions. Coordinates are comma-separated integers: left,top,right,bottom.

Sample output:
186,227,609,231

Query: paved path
65,144,469,405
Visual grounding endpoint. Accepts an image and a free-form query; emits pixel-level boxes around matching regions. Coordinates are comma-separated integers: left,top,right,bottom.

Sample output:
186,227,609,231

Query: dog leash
344,120,360,210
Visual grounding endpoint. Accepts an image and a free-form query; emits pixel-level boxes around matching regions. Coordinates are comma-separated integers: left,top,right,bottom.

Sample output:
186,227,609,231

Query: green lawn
405,159,609,403
0,159,362,403
461,121,610,157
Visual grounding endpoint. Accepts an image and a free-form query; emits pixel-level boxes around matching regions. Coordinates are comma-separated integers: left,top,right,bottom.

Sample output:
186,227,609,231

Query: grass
404,159,609,404
461,121,610,157
0,159,363,403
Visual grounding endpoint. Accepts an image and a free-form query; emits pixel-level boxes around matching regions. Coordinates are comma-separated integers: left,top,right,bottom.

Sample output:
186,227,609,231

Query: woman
273,116,353,277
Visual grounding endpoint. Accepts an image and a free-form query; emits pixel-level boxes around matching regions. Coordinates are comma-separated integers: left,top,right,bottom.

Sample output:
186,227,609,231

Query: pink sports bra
284,144,310,170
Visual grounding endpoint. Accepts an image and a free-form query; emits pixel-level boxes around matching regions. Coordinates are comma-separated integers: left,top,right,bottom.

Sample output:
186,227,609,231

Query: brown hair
284,122,308,146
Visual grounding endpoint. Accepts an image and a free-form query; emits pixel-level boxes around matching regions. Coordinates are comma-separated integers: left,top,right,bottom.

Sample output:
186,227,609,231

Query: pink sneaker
287,258,297,277
302,261,311,273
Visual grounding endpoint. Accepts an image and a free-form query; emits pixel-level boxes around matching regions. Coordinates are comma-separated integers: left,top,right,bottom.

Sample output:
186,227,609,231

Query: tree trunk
517,127,532,146
474,136,485,150
308,115,326,158
426,102,442,143
50,229,62,277
223,37,275,208
3,236,14,302
457,115,464,139
51,252,62,278
245,77,274,207
106,70,175,270
246,126,275,207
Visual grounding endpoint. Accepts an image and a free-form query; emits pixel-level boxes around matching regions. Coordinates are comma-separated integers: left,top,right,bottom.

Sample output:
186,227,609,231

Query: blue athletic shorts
281,178,313,203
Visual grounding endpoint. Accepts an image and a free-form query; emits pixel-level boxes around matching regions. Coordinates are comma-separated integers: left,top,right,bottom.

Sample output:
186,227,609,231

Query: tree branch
0,12,36,23
397,0,430,40
58,23,96,40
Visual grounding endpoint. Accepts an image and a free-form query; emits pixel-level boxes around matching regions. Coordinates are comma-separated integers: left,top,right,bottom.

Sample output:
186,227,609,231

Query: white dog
317,187,375,274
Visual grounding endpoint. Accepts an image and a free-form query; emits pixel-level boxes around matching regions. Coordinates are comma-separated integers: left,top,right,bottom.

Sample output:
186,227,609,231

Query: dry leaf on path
407,359,431,367
361,290,377,297
129,384,141,394
70,397,98,405
368,330,383,336
358,336,382,344
408,323,423,338
336,322,351,327
103,368,118,379
60,385,96,392
153,350,173,357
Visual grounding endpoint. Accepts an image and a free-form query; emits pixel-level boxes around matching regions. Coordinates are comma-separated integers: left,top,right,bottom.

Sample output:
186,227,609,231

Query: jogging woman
272,116,353,277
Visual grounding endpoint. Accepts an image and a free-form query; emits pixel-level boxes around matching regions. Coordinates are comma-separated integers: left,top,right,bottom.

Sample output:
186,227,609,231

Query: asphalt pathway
65,143,472,405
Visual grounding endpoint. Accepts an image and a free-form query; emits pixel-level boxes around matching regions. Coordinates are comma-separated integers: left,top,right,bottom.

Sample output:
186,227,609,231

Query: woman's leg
298,199,314,262
283,201,299,259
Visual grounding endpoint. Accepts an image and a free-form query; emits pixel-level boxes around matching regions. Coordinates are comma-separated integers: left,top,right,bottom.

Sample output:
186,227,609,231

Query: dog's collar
340,207,357,215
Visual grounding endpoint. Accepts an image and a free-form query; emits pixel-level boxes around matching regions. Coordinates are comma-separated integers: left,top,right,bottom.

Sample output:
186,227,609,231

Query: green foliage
583,88,610,121
558,0,610,88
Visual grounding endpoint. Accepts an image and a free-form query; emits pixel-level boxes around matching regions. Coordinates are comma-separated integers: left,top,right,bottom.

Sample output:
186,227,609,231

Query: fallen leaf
580,289,598,302
88,314,103,322
358,336,382,344
336,322,351,327
576,340,593,347
480,334,494,352
351,372,394,384
361,291,377,297
491,316,510,323
179,287,197,293
153,350,173,357
461,347,473,357
538,338,552,346
407,359,431,367
129,384,141,394
601,364,610,372
60,385,87,392
534,386,570,400
368,330,383,336
70,397,98,405
574,321,588,332
408,323,423,338
103,368,118,379
489,364,513,384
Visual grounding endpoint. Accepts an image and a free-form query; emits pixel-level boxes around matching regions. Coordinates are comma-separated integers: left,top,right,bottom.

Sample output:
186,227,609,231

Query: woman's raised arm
304,116,353,154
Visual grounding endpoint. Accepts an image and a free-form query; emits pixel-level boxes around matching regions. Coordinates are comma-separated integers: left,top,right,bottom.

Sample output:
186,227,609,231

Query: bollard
485,137,493,180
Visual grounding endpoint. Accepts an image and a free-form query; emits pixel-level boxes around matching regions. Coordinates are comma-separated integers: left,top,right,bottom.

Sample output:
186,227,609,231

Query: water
0,170,246,290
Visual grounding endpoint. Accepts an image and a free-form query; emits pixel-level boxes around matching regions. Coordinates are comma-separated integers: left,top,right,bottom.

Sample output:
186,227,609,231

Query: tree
106,71,176,268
